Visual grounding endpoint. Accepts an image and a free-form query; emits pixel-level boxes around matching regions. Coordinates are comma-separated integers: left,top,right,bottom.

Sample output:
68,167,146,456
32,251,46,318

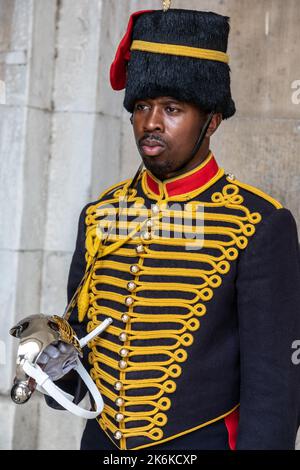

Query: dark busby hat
110,8,235,119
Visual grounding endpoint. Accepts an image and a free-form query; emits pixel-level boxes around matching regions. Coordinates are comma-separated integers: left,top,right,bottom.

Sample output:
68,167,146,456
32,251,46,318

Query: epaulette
225,173,283,209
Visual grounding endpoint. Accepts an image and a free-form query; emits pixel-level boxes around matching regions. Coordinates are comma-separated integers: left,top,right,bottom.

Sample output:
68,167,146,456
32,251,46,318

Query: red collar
144,152,219,198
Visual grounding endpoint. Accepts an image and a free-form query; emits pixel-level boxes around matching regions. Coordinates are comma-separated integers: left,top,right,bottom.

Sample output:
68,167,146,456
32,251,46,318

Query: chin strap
23,318,113,419
189,111,214,160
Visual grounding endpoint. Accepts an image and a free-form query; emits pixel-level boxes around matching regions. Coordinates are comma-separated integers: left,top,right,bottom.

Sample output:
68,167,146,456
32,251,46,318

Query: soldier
42,6,300,450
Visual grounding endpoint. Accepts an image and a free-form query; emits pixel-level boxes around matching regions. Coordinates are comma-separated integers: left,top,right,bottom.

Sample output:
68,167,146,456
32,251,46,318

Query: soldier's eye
166,106,179,113
135,103,150,111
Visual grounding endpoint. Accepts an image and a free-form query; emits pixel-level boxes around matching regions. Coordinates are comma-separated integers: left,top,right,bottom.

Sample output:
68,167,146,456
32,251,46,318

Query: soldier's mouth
140,145,165,156
139,138,166,156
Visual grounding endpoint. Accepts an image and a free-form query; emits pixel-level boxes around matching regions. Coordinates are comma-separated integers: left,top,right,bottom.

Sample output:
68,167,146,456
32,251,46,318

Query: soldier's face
132,96,211,180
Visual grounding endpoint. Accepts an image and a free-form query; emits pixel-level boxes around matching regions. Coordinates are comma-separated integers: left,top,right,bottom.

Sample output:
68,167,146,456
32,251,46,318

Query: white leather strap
36,383,74,401
78,318,112,348
23,358,103,419
21,318,113,419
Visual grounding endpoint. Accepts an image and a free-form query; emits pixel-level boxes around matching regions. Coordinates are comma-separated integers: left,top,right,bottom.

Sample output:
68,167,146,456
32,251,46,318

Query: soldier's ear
206,113,222,137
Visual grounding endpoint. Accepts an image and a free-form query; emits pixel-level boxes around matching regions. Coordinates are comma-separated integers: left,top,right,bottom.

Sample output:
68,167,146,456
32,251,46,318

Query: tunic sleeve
236,208,300,449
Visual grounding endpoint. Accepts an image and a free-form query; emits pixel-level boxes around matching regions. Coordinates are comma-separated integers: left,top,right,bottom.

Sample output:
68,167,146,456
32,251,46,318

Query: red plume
110,10,153,90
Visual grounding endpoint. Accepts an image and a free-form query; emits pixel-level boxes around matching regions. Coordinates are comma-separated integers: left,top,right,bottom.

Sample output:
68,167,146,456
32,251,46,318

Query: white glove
37,341,78,382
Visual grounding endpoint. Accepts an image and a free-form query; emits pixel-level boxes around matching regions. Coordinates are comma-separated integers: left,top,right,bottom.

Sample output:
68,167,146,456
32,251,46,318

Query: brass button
114,430,122,440
115,397,124,407
141,230,151,241
127,281,136,291
120,348,129,358
135,244,145,254
119,359,127,369
125,296,134,306
114,381,123,391
121,314,130,324
227,173,236,181
115,413,124,422
152,204,160,215
119,332,128,342
146,219,154,228
130,264,140,274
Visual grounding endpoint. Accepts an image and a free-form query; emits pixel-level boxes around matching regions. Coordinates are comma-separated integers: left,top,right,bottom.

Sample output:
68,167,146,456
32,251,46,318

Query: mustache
139,134,167,147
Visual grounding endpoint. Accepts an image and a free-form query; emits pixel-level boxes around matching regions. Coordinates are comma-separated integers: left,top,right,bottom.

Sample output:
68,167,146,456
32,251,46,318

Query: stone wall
0,0,299,450
0,0,130,450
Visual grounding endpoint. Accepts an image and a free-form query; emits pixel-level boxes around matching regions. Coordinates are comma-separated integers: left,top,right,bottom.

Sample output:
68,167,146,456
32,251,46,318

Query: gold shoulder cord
63,163,144,322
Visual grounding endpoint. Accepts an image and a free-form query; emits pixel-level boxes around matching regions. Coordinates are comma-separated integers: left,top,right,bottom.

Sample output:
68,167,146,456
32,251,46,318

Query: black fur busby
123,9,235,119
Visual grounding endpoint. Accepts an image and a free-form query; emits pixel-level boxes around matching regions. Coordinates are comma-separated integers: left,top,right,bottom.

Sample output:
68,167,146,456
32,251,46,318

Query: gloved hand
37,341,78,382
